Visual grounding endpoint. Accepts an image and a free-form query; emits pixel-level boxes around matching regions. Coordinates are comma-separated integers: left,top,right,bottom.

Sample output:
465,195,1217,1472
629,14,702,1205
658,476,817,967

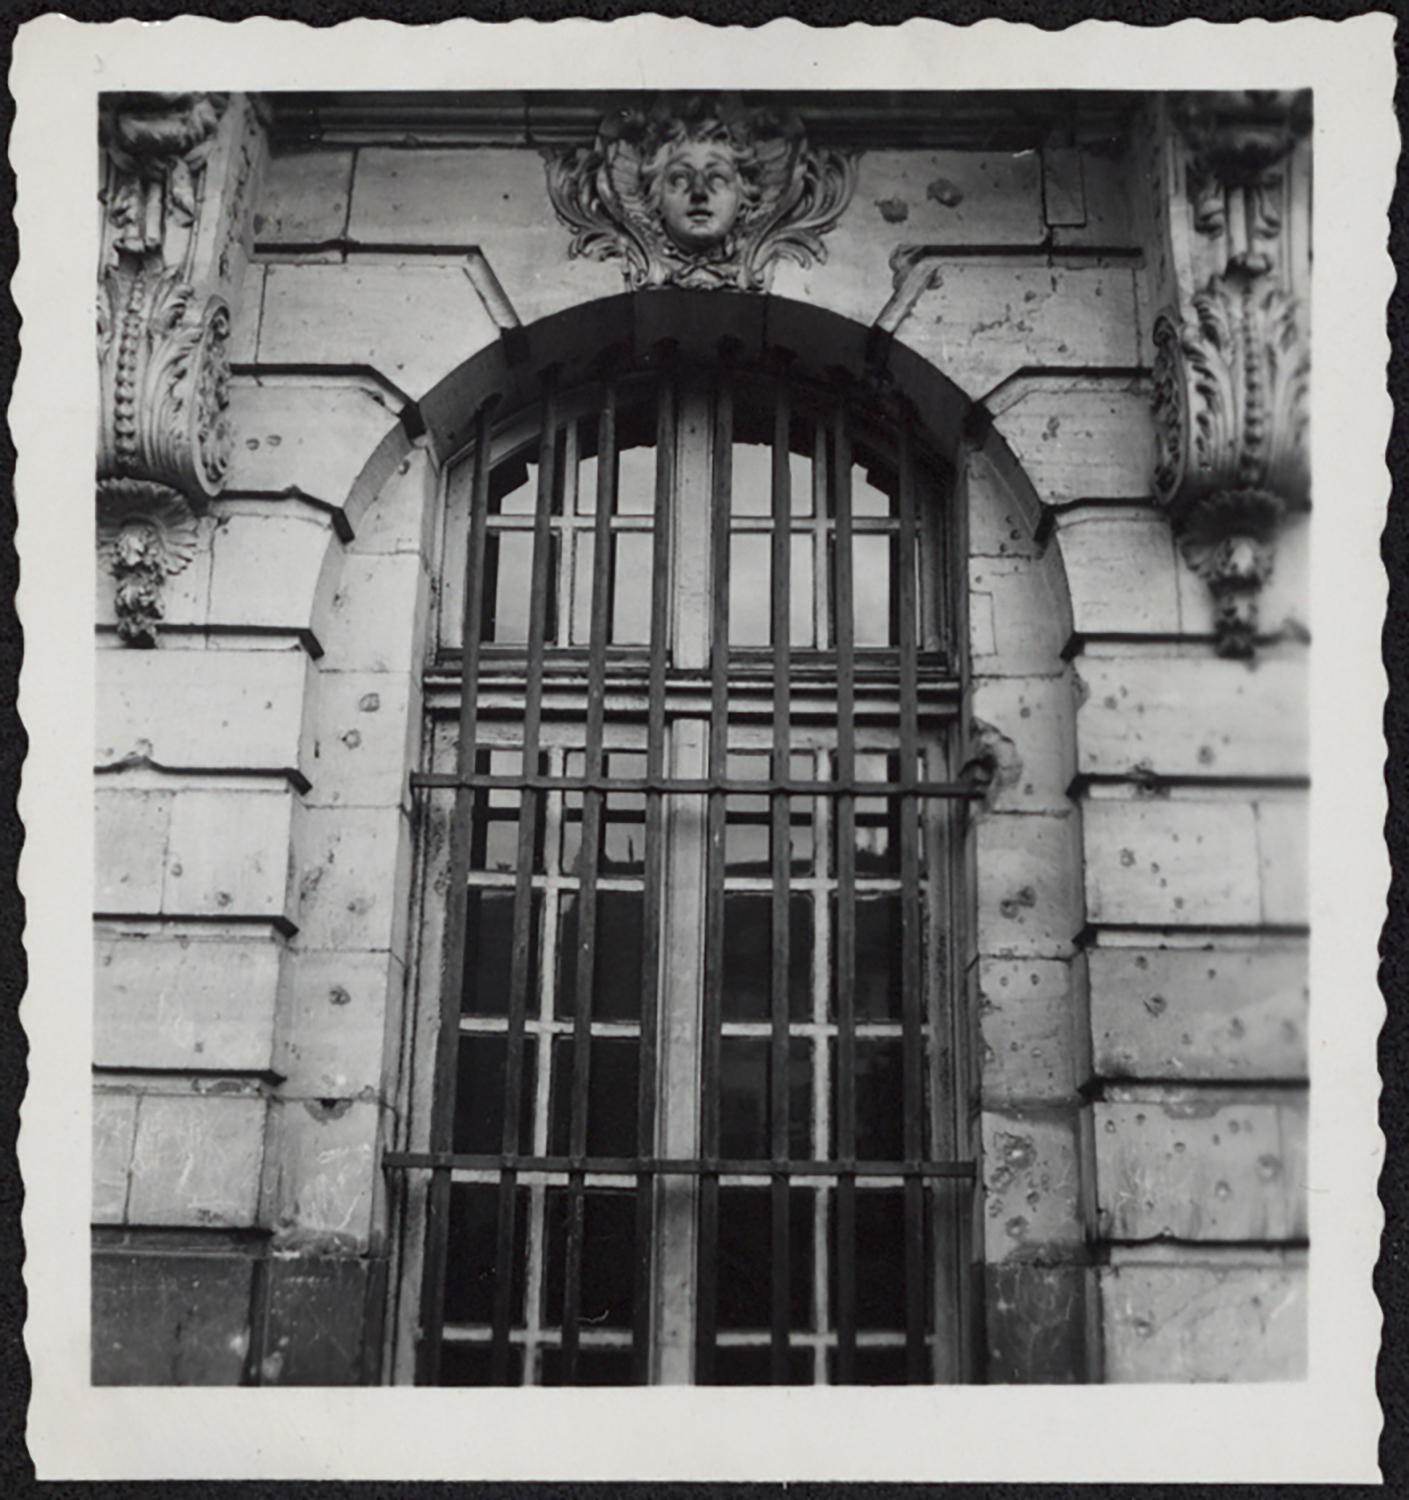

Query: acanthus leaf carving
545,94,856,293
97,92,249,643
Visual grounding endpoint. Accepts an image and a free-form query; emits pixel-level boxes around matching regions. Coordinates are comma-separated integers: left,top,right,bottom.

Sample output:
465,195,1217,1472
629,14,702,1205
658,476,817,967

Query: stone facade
91,90,1310,1385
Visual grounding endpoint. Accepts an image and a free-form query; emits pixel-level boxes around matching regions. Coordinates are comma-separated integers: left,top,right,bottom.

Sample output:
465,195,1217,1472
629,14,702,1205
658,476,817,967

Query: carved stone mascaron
545,94,856,292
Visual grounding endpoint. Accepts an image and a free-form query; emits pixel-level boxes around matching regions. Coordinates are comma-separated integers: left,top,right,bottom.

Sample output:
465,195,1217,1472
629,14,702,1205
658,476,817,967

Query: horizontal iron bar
384,1152,977,1178
411,772,984,799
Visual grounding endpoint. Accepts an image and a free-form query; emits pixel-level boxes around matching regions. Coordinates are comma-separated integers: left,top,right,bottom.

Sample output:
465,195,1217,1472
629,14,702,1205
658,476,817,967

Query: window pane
463,890,541,1016
603,752,647,873
829,1037,905,1160
540,1348,634,1386
729,442,771,516
852,458,894,518
616,444,656,515
717,1036,811,1160
490,456,535,516
791,534,815,647
571,533,596,644
826,1346,909,1385
549,1037,640,1158
555,890,643,1021
439,1343,524,1385
443,1182,529,1327
721,894,812,1023
453,1034,537,1154
852,534,895,647
483,532,558,645
728,532,771,646
713,1345,814,1385
716,1186,814,1331
611,533,654,645
576,451,599,516
544,1188,637,1328
829,1188,908,1330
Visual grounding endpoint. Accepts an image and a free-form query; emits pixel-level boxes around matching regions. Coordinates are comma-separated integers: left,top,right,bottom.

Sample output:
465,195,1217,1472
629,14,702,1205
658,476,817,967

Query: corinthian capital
1146,91,1311,657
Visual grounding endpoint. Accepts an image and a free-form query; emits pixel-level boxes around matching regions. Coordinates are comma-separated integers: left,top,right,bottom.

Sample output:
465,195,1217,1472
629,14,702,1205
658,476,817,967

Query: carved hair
625,96,773,230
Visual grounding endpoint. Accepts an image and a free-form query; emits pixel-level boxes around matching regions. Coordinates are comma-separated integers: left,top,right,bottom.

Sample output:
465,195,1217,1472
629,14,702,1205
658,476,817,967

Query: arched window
396,354,978,1386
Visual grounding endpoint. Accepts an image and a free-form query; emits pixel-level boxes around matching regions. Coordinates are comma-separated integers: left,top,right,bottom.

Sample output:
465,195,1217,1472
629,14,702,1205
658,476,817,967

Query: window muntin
400,367,974,1386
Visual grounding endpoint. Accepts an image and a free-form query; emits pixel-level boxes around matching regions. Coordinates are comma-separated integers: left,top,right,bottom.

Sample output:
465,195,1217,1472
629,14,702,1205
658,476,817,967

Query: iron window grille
389,358,981,1386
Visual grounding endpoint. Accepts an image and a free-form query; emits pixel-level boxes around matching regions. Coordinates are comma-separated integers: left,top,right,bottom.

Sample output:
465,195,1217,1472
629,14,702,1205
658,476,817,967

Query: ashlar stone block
97,646,311,774
95,787,173,912
314,550,431,676
275,948,405,1097
968,551,1072,676
977,957,1080,1102
981,1106,1084,1262
1083,798,1262,928
1075,656,1308,779
293,803,414,959
970,673,1078,814
1094,1097,1308,1242
1257,796,1308,927
1100,1261,1306,1381
1088,943,1308,1081
305,669,418,811
92,1090,138,1223
162,785,296,920
991,381,1154,505
125,1089,268,1228
263,1096,384,1254
227,380,402,511
975,810,1083,959
899,262,1139,404
95,926,284,1073
254,149,354,244
1054,508,1180,637
258,262,500,400
209,508,339,632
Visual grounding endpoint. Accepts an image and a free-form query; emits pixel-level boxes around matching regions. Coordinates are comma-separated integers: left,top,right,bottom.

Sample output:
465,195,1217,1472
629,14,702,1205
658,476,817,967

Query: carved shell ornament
545,95,857,292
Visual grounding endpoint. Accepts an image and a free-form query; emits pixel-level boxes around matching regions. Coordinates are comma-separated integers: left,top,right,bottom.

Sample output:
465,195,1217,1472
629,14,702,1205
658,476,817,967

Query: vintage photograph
89,82,1313,1389
12,12,1390,1484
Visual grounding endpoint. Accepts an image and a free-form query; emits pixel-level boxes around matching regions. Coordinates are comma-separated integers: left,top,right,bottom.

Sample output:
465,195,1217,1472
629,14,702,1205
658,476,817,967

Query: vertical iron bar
633,378,673,1382
769,386,792,1383
492,381,558,1384
417,401,495,1385
897,412,927,1383
561,388,618,1383
832,404,858,1385
696,377,733,1384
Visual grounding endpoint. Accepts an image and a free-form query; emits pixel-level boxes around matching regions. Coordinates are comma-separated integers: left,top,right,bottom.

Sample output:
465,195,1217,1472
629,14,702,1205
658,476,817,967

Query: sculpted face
656,141,743,251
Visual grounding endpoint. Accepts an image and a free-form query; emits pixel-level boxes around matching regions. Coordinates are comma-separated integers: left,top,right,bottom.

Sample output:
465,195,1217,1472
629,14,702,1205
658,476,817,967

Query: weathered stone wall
92,93,1308,1384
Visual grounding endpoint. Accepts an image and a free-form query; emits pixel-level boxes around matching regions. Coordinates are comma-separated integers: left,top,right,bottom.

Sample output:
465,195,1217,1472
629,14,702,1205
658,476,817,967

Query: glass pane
717,1036,812,1160
857,893,902,1020
576,451,599,516
829,1188,907,1330
469,750,547,874
555,890,643,1021
603,752,647,873
852,534,895,647
721,893,812,1023
826,1346,909,1385
439,1343,524,1385
544,1188,637,1328
829,753,898,877
611,532,654,645
549,1036,640,1158
443,1182,529,1327
483,532,558,645
453,1034,538,1154
616,445,657,515
490,455,535,516
716,1186,815,1330
463,889,541,1016
789,447,814,518
728,532,771,646
790,533,815,647
571,533,596,645
540,1347,634,1386
730,442,772,517
724,752,769,873
713,1345,814,1385
829,1037,905,1160
852,459,894,518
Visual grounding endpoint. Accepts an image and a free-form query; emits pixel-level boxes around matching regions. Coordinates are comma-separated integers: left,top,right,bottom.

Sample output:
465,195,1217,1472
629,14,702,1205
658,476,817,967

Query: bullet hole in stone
399,459,412,476
927,176,964,207
1228,1119,1240,1133
1135,955,1148,970
194,1040,205,1054
999,886,1037,918
1173,1140,1185,1153
169,863,184,878
1229,1017,1246,1039
329,986,352,1007
1119,849,1135,867
1181,1033,1192,1046
267,435,282,448
245,437,260,451
1143,993,1167,1018
359,693,381,712
1104,696,1119,710
1173,897,1185,910
216,891,232,907
875,197,909,222
1019,706,1032,718
1214,1180,1232,1199
1104,1119,1117,1133
1132,1318,1154,1339
1030,972,1041,986
1198,745,1215,764
1211,1135,1221,1146
341,729,362,750
1004,1216,1029,1240
1256,1154,1282,1182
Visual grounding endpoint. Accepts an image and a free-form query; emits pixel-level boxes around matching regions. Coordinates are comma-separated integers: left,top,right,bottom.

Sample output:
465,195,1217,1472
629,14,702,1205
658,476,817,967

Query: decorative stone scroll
1148,92,1311,658
97,93,262,644
545,94,856,292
